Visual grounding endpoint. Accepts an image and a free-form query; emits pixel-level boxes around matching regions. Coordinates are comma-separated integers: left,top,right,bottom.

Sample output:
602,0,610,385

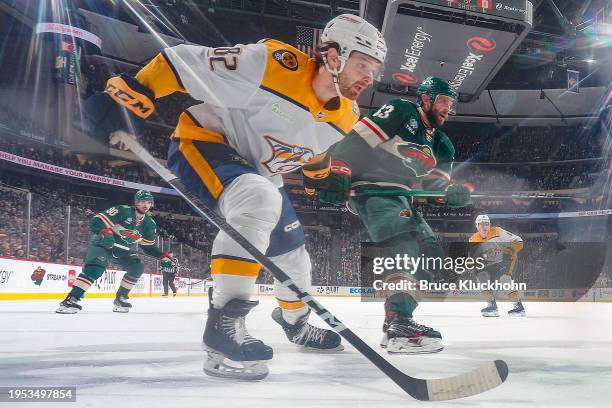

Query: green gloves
93,228,115,249
318,161,352,205
444,184,471,207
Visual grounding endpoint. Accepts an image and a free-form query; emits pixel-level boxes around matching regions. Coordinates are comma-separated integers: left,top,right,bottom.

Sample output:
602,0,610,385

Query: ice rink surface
1,296,611,408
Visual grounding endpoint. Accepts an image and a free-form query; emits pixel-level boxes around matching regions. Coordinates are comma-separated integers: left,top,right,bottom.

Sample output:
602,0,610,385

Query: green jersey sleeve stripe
96,212,114,228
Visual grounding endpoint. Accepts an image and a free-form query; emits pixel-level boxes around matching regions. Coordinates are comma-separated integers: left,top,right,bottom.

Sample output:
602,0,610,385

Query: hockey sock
117,274,138,296
483,290,495,302
71,267,103,299
386,292,418,317
508,290,519,302
277,299,308,324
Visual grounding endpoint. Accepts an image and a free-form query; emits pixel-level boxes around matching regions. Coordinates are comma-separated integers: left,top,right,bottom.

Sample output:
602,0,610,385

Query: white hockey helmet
320,14,387,69
475,214,490,227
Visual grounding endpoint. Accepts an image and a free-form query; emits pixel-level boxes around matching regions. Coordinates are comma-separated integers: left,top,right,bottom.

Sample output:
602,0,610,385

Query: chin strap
321,51,346,99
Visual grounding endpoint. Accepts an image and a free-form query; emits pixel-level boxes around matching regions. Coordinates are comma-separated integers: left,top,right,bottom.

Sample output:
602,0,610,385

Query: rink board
1,257,611,302
0,257,202,300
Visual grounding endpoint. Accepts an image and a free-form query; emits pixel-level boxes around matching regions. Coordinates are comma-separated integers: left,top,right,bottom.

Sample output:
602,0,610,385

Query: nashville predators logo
395,142,437,177
262,136,314,174
273,50,298,71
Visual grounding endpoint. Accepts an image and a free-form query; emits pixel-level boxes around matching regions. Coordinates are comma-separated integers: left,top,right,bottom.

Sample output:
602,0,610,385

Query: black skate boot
56,295,82,314
271,307,343,352
481,298,499,317
113,294,132,313
203,299,273,380
380,313,443,354
508,300,526,317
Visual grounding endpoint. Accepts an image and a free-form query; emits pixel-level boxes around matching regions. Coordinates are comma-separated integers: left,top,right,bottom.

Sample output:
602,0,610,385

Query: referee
161,252,178,297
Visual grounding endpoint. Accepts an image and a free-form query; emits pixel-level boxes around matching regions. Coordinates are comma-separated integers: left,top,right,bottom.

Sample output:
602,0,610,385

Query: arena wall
1,257,610,302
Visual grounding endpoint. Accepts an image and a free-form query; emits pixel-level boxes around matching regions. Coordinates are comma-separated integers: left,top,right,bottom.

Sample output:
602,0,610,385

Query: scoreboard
362,0,533,105
418,0,532,23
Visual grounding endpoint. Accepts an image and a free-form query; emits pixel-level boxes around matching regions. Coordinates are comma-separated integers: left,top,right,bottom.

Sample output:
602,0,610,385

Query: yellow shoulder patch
260,40,358,134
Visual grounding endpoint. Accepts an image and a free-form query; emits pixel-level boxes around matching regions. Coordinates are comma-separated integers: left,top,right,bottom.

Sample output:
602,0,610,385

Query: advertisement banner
0,258,203,299
35,23,102,48
0,150,178,195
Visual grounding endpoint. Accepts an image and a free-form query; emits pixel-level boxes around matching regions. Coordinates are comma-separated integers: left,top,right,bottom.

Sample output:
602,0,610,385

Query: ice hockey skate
203,298,273,380
56,295,82,314
380,313,443,354
113,294,132,313
481,298,500,317
508,301,526,317
271,307,343,352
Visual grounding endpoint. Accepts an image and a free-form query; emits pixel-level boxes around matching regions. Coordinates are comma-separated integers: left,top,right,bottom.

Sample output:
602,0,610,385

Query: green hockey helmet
416,76,458,114
134,190,154,206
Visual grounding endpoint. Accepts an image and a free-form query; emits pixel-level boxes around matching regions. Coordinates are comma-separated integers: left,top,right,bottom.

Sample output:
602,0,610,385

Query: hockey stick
115,131,508,401
186,266,212,287
112,242,191,272
348,182,583,200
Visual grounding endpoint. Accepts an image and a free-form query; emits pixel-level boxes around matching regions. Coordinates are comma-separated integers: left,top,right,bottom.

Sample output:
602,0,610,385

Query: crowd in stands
1,169,610,287
446,123,603,163
1,109,610,286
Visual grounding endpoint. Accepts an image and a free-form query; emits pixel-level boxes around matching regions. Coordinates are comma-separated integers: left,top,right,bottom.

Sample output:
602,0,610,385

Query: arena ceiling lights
366,0,534,104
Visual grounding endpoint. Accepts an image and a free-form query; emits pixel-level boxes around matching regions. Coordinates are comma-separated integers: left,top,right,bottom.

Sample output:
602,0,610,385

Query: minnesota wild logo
395,142,437,177
118,229,143,242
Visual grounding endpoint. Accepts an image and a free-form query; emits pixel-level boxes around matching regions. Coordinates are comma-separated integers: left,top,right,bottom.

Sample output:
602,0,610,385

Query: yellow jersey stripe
175,111,226,143
178,139,224,199
277,299,307,310
211,257,261,277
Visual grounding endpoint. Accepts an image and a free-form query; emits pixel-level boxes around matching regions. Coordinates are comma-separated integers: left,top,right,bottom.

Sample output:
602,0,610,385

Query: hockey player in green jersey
314,77,471,354
56,190,178,313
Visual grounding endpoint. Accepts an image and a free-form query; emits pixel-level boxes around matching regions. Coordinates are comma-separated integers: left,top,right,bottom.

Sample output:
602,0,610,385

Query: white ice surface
1,297,611,408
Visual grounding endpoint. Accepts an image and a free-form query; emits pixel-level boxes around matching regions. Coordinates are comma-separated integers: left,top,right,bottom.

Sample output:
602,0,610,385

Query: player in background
469,214,525,317
161,252,178,297
56,191,177,313
313,77,471,354
82,14,386,379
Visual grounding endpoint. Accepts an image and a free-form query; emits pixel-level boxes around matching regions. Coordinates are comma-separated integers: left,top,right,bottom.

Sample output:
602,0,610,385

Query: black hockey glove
83,74,155,145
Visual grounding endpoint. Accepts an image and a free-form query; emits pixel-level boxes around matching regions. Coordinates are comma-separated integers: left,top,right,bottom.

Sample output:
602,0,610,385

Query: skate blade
386,338,444,355
297,344,345,353
203,352,268,381
508,311,526,317
56,307,79,314
113,306,130,313
387,346,444,355
481,311,500,317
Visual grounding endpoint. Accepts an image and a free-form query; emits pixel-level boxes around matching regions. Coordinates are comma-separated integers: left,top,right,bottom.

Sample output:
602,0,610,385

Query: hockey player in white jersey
83,14,386,380
469,215,526,317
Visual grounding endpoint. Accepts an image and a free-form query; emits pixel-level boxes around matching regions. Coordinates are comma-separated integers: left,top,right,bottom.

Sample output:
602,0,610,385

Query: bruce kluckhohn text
373,279,527,292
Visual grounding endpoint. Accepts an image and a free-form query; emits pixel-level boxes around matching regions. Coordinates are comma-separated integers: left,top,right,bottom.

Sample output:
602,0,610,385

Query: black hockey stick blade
116,132,509,401
302,294,509,401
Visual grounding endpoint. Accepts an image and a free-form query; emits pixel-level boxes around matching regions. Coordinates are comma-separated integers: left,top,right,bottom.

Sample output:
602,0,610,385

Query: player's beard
338,73,364,101
135,205,149,215
425,109,445,127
